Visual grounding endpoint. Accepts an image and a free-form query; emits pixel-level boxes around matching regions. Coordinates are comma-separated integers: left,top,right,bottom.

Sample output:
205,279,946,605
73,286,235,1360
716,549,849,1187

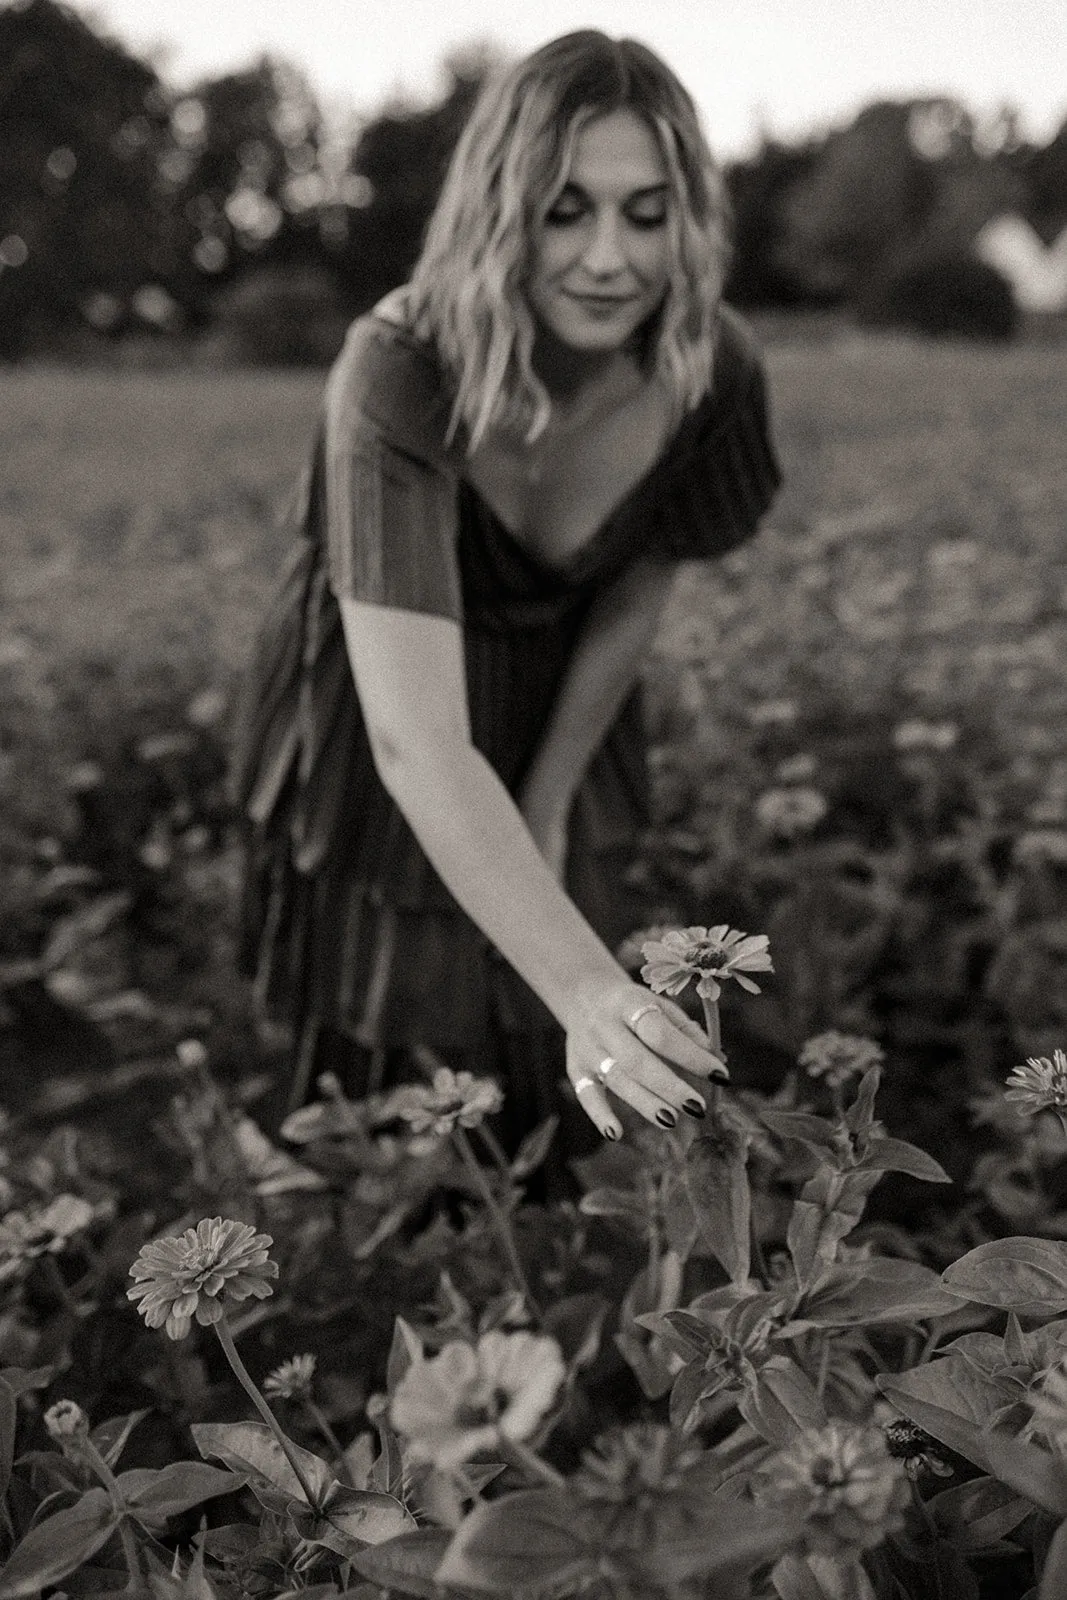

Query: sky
74,0,1067,160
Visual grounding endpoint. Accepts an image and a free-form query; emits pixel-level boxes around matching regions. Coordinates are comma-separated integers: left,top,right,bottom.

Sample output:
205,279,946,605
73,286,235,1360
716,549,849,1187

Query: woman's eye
627,208,668,230
544,202,585,226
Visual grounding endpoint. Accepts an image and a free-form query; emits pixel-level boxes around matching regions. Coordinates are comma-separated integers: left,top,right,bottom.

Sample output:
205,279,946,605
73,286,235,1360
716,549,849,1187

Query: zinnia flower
799,1031,885,1090
264,1353,317,1401
640,925,773,1004
754,786,828,838
760,1423,909,1557
389,1067,504,1137
127,1217,278,1341
389,1329,565,1469
1004,1050,1067,1127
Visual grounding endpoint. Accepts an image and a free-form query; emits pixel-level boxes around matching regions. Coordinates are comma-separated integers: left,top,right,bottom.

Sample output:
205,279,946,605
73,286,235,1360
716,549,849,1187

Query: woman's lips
562,291,636,312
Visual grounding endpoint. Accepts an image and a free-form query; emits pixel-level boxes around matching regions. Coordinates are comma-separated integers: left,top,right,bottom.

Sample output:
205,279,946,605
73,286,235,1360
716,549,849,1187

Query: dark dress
231,304,781,1162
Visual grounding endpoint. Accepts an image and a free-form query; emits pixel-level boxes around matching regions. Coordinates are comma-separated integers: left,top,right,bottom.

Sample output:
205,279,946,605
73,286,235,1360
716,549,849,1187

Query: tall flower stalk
392,1063,542,1321
128,1218,323,1511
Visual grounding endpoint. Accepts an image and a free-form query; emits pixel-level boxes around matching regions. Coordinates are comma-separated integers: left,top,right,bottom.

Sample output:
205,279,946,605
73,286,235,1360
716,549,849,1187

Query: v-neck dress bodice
231,305,781,1124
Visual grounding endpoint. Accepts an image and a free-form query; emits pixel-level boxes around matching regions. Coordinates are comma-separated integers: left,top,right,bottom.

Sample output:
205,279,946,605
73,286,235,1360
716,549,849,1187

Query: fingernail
683,1098,706,1119
710,1066,730,1080
656,1108,677,1129
603,1125,619,1140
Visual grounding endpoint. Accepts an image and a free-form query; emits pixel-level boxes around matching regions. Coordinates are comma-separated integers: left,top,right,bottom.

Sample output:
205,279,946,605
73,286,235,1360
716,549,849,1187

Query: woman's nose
582,211,627,275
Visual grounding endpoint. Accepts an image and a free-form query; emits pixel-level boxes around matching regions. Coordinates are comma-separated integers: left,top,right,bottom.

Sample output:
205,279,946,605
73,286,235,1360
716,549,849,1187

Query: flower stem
213,1316,324,1511
699,995,724,1117
453,1127,542,1322
80,1436,145,1594
305,1397,346,1466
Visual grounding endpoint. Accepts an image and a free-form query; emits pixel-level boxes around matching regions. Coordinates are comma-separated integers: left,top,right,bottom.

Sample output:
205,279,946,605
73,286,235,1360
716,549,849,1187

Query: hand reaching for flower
563,975,728,1142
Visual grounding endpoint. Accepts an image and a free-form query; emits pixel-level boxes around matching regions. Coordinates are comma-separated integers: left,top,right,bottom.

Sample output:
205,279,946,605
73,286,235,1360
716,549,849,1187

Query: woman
233,31,781,1172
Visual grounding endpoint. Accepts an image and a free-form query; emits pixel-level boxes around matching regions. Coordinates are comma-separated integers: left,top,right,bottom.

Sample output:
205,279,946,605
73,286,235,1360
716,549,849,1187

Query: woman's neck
531,325,644,430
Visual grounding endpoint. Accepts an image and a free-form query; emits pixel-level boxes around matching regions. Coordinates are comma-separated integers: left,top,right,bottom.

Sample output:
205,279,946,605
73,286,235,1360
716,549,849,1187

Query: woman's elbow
364,719,470,805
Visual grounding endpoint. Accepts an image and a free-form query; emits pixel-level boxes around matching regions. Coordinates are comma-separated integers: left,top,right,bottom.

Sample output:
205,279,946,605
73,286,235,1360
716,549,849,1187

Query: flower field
2,328,1067,1597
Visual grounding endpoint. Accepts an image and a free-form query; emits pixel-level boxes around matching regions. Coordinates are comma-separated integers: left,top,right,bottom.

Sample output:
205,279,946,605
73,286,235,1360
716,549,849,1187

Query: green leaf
943,1238,1067,1315
791,1259,959,1328
435,1488,603,1598
349,1528,453,1598
858,1137,951,1183
983,1430,1067,1518
770,1552,835,1600
1039,1516,1067,1600
632,1491,803,1584
758,1108,841,1154
739,1359,827,1445
306,1486,416,1557
92,1408,151,1469
119,1462,246,1525
509,1117,558,1181
0,1489,119,1598
685,1130,751,1286
844,1065,882,1137
929,1475,1033,1551
191,1421,335,1509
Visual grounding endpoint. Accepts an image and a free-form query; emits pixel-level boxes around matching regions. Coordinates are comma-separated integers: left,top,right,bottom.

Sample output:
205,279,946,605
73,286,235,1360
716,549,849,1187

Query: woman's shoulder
325,290,454,471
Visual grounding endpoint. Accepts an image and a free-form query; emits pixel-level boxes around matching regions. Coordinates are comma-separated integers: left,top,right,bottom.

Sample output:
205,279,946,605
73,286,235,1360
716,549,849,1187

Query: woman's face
525,107,673,355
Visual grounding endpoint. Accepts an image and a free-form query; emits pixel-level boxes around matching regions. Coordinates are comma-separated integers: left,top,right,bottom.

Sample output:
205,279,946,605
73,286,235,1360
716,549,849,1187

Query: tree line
1,0,1065,360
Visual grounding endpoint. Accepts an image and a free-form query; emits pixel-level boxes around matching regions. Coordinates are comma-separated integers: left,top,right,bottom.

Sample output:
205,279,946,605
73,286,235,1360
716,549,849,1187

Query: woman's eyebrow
558,180,670,199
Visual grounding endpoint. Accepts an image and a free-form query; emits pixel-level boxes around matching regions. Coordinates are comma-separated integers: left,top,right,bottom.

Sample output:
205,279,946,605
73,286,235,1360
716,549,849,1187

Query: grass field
2,332,1066,834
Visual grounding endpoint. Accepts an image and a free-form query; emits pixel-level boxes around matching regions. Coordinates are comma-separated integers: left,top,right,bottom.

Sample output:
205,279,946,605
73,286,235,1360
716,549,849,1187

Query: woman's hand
562,977,729,1140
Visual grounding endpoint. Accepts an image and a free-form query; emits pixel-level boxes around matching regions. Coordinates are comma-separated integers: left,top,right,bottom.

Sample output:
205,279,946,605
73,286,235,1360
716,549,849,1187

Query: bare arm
518,557,677,875
338,598,725,1136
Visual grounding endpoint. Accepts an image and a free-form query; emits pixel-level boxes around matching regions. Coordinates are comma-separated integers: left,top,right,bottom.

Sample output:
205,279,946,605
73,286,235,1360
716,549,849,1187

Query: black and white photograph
1,2,1066,1594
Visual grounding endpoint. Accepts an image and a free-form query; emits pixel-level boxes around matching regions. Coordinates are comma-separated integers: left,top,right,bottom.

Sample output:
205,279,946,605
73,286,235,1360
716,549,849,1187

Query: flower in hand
640,924,773,1003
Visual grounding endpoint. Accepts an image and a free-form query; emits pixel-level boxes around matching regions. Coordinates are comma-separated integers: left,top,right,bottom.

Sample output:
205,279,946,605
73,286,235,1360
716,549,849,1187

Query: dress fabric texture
231,304,782,1153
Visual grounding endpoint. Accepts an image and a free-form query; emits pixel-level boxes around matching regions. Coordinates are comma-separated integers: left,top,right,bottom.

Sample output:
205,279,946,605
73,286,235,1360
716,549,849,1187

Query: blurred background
1,0,1066,360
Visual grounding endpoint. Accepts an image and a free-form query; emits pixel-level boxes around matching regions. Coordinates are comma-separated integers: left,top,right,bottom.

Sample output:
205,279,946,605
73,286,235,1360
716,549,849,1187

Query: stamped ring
573,1075,597,1095
628,1001,661,1031
596,1055,616,1080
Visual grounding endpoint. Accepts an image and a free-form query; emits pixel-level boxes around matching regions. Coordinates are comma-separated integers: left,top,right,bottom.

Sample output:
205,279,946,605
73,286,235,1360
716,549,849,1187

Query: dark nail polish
603,1125,619,1140
656,1108,677,1129
683,1099,706,1119
711,1068,730,1081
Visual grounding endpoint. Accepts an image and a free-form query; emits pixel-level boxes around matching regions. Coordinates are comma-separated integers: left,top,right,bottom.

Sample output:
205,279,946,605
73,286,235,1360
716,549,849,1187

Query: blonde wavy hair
406,31,731,452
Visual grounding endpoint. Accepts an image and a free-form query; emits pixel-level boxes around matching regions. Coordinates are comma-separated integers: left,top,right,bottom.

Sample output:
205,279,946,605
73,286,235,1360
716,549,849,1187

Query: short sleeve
652,307,782,562
322,318,462,620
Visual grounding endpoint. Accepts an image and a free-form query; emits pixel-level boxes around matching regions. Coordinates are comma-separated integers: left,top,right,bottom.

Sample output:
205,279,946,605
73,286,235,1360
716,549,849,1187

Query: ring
628,1001,661,1031
573,1076,596,1095
596,1056,616,1080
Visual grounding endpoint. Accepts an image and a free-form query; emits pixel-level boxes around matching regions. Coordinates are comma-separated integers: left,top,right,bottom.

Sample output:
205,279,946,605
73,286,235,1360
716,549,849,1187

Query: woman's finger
629,1001,729,1079
570,1073,622,1140
594,1055,688,1130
